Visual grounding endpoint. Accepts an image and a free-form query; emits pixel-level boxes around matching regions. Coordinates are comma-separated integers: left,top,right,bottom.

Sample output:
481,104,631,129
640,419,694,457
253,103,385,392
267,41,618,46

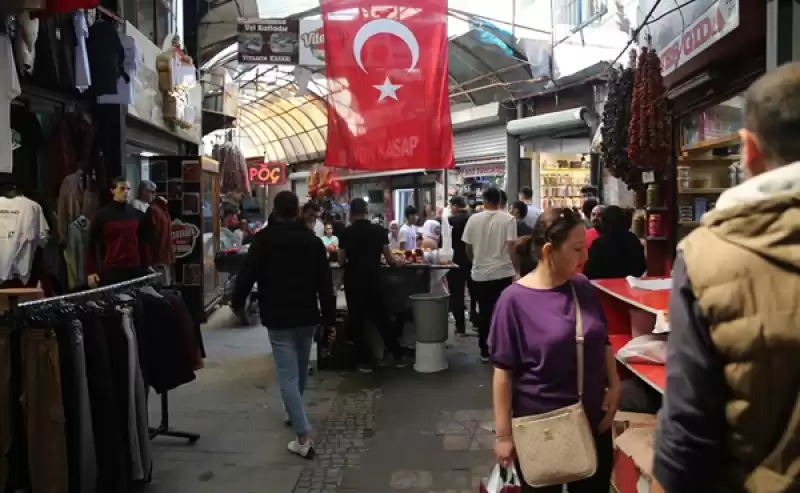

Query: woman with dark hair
583,205,646,280
491,208,620,492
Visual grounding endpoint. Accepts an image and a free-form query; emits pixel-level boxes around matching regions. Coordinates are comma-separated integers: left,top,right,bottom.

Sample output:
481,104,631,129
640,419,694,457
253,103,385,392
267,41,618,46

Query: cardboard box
613,413,656,493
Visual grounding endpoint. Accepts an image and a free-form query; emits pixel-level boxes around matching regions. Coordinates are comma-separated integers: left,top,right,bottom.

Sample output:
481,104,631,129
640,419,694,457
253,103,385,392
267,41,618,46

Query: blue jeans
267,326,316,436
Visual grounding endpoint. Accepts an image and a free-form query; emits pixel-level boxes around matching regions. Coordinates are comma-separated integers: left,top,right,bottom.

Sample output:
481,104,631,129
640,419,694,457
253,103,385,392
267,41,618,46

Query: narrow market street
145,307,495,493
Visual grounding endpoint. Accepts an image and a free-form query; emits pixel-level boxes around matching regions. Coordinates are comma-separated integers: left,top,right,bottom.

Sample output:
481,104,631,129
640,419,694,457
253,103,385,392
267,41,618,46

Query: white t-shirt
398,224,418,250
523,202,542,229
0,196,49,283
462,210,517,282
1,34,21,174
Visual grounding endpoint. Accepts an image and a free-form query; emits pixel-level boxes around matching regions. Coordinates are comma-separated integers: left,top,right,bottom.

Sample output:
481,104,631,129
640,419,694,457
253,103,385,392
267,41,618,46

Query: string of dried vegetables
628,47,670,171
600,50,638,188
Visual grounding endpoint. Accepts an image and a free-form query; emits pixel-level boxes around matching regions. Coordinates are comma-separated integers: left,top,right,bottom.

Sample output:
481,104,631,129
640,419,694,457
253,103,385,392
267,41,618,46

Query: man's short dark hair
744,62,800,166
449,196,466,209
350,198,368,216
520,187,533,200
302,201,320,214
582,198,599,220
110,176,127,188
512,200,528,218
499,190,508,206
580,185,598,197
404,205,417,219
273,191,300,219
484,187,501,206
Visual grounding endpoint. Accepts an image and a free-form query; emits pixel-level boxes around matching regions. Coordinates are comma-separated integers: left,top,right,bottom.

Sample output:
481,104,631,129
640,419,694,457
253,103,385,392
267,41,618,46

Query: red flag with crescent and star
321,0,455,171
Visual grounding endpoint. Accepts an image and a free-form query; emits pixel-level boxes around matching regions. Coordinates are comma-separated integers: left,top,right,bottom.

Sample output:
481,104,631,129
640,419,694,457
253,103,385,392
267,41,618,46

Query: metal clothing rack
12,273,200,445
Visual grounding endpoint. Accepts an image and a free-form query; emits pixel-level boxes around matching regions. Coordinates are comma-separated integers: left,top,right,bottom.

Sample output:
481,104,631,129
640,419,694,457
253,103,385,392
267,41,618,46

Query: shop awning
506,107,592,140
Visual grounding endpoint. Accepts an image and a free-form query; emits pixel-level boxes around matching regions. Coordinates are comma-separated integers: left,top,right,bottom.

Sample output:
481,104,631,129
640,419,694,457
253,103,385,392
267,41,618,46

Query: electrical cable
608,0,666,67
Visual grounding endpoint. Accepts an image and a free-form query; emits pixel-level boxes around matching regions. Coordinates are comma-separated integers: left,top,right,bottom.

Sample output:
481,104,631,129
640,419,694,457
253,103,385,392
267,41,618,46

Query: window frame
126,0,177,47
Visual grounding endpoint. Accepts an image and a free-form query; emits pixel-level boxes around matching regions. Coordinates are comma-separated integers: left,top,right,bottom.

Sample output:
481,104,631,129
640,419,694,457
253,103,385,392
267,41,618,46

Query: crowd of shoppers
225,64,800,492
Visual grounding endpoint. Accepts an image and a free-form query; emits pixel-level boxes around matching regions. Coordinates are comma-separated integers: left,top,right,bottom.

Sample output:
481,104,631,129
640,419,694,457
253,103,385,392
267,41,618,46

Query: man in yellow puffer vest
653,63,800,493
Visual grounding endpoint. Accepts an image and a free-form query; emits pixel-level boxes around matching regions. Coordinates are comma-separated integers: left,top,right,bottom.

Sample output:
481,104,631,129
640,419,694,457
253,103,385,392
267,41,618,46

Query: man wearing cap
131,180,157,213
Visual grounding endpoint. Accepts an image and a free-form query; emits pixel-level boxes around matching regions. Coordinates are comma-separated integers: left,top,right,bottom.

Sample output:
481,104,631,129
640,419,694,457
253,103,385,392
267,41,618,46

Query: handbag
511,283,598,487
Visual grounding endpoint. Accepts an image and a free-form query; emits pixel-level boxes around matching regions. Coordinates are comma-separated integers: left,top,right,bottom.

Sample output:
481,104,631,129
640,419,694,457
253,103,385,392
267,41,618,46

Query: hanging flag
321,0,455,171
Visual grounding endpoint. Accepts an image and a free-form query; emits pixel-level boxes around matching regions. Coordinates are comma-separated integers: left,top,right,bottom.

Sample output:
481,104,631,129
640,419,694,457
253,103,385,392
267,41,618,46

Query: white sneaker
288,438,315,459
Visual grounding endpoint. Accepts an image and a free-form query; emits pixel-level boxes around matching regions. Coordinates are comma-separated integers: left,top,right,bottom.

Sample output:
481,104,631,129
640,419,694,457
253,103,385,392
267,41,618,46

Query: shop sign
248,161,287,186
638,0,739,76
460,163,506,178
237,19,324,66
171,219,200,259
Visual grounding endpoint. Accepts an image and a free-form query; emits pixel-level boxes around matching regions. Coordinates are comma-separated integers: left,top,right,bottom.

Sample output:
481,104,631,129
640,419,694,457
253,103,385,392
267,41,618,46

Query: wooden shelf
682,133,740,152
540,168,590,173
678,187,727,195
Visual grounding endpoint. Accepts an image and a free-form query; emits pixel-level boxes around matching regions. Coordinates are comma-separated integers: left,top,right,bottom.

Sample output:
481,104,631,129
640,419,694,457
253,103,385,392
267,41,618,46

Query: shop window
553,0,606,28
127,0,176,47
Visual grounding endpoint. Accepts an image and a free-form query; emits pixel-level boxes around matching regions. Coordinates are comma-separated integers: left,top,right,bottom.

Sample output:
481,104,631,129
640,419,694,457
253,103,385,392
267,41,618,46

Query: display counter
330,262,457,313
593,278,669,393
593,278,670,493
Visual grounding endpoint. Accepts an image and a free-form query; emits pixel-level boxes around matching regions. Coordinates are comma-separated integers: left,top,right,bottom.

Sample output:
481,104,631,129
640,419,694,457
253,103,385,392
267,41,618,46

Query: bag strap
570,283,585,400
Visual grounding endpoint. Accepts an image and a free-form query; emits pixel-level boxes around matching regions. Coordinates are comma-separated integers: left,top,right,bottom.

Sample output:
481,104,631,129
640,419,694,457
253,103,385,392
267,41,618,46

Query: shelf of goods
676,95,745,240
593,278,669,493
539,166,590,209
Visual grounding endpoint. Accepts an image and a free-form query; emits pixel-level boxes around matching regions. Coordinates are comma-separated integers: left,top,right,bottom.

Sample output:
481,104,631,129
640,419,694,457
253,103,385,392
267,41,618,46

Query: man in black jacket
232,191,335,459
447,196,476,335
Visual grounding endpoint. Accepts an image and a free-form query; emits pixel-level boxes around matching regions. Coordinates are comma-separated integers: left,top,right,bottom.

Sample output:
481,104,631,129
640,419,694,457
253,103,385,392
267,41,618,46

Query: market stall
593,278,669,493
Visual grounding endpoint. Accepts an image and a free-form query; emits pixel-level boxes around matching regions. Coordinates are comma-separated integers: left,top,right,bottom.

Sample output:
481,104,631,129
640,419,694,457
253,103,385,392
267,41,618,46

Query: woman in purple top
490,208,621,493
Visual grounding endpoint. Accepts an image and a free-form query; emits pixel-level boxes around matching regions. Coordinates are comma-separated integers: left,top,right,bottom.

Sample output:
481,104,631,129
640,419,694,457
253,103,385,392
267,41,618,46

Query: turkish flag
321,0,455,171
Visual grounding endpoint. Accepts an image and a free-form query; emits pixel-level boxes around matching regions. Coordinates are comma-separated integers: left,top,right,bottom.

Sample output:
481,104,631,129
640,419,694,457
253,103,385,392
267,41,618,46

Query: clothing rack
11,273,200,445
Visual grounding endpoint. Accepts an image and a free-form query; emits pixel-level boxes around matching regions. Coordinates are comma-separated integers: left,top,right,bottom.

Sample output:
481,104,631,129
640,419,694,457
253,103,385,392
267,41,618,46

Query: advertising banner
237,19,325,66
636,0,739,76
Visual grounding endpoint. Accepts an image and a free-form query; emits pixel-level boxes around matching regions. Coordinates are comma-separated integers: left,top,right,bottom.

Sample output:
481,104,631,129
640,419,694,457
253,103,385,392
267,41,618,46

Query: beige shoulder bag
511,283,597,487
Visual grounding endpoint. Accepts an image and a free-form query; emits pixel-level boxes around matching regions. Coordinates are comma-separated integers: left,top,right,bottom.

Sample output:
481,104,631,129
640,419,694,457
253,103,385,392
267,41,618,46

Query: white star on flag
373,76,402,102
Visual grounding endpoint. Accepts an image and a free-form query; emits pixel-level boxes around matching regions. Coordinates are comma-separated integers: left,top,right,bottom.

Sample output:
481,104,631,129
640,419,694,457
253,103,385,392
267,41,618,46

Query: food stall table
592,278,670,493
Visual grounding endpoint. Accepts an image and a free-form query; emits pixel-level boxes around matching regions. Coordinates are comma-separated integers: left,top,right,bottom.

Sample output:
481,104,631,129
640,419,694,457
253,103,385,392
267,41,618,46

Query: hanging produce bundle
309,169,342,199
600,50,638,188
628,47,670,171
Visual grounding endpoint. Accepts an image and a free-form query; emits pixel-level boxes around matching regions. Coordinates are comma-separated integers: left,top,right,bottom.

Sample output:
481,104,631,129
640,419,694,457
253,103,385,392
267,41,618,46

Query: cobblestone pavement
145,308,495,493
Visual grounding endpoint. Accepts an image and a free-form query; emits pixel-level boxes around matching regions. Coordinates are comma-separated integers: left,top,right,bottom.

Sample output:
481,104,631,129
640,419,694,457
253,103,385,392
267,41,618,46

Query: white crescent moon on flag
352,19,420,73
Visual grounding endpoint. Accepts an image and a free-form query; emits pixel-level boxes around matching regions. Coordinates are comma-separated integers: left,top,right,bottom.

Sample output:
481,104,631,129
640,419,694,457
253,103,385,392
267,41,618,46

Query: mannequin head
110,177,131,203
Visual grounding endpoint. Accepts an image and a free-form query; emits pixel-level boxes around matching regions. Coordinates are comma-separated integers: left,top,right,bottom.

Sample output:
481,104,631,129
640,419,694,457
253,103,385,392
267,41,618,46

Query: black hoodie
232,219,335,329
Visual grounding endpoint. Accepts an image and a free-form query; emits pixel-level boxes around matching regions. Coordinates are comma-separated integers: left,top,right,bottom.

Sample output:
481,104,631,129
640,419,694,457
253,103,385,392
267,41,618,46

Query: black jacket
232,220,336,329
448,210,472,268
583,230,646,280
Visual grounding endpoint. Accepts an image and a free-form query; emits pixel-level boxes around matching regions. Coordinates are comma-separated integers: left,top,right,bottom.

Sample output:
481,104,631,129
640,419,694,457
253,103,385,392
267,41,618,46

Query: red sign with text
247,161,287,186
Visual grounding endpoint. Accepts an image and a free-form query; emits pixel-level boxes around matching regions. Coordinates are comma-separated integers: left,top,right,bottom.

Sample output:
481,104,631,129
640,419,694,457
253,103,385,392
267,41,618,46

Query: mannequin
86,177,150,287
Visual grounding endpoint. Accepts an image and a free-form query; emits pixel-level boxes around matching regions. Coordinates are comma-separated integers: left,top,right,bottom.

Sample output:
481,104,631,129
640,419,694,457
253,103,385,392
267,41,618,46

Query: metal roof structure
200,0,633,161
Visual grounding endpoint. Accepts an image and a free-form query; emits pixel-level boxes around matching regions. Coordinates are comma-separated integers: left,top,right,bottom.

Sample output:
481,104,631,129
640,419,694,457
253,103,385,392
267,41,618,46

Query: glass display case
201,157,222,309
536,152,591,209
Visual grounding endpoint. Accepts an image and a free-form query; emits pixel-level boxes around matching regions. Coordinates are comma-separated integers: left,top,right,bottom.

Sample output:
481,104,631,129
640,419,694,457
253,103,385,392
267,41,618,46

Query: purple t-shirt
489,275,609,430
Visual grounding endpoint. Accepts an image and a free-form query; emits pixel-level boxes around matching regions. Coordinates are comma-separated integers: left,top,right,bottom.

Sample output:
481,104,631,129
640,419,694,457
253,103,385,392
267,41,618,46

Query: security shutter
453,126,507,164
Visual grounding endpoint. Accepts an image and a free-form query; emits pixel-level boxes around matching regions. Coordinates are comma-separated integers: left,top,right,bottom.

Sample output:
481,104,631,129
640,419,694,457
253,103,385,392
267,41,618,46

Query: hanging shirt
0,34,21,175
97,34,136,105
73,11,91,92
86,201,148,276
0,195,50,283
87,19,125,97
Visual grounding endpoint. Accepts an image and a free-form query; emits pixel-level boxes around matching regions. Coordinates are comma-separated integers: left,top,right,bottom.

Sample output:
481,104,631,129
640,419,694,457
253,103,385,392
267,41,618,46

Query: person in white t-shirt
398,205,419,251
518,186,542,229
462,187,518,362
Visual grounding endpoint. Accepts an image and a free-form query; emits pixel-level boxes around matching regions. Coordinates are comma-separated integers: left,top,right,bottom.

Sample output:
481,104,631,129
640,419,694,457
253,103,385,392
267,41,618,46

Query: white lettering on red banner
353,136,419,164
659,0,739,76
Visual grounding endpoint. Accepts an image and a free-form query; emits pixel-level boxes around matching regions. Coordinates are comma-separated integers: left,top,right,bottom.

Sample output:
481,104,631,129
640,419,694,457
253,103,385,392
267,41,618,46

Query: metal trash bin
410,293,450,343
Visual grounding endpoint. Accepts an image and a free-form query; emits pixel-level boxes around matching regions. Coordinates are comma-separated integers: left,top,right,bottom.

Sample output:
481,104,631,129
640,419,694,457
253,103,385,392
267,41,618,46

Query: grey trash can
409,293,450,343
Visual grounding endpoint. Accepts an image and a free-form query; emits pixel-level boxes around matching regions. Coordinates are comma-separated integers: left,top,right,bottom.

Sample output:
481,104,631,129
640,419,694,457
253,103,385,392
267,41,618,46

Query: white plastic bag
617,334,668,365
481,464,522,493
